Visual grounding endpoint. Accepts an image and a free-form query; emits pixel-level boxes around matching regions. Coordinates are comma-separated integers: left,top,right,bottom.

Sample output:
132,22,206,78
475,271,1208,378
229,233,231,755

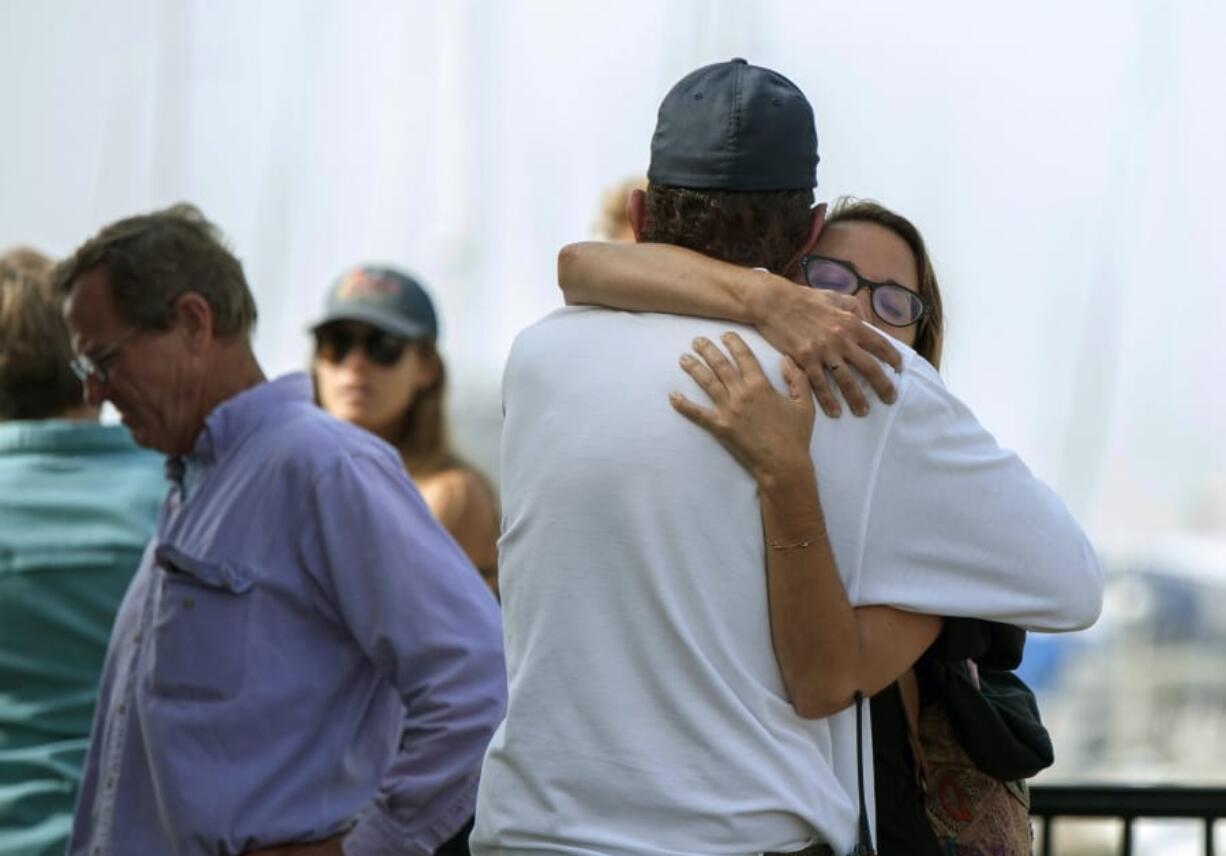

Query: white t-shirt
472,307,1101,856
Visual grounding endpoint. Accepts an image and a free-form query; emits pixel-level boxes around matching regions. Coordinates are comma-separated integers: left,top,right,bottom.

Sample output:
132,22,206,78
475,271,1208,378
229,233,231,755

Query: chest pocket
151,544,255,701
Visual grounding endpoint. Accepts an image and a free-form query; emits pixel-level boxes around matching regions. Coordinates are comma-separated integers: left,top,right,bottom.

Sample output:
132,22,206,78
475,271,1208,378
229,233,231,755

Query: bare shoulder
416,466,500,571
417,468,492,520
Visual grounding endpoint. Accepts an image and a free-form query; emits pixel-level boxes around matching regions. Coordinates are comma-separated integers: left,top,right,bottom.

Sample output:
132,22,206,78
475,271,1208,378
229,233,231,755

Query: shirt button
133,633,141,644
117,704,126,716
183,597,195,608
106,776,115,790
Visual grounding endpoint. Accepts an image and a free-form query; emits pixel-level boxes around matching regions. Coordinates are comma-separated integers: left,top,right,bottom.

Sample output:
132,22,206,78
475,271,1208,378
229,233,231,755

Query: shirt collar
0,420,138,454
180,372,313,468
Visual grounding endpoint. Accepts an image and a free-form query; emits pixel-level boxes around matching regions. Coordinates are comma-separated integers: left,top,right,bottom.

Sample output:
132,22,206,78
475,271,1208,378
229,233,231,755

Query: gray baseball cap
648,58,819,192
311,265,439,341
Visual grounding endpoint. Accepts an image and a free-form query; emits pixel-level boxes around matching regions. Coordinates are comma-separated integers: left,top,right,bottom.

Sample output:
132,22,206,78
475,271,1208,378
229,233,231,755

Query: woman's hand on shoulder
747,273,903,418
670,332,815,486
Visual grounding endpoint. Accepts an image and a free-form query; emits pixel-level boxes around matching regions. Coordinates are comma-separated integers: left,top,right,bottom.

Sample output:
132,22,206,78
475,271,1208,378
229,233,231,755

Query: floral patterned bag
899,669,1035,856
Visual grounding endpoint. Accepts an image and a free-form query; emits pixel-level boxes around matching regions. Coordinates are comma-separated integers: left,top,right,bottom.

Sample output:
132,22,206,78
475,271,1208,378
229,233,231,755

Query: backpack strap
897,668,929,788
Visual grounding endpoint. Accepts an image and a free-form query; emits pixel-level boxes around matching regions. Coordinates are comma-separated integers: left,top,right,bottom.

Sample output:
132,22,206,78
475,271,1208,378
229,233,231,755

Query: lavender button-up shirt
69,373,506,856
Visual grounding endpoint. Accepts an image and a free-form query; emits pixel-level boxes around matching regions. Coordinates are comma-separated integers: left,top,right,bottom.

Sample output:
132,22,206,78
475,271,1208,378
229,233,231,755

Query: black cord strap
852,691,877,855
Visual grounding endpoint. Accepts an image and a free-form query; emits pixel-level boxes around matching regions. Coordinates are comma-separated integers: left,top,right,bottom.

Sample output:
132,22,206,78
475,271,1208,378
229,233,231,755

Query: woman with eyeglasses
311,265,500,596
557,198,1037,854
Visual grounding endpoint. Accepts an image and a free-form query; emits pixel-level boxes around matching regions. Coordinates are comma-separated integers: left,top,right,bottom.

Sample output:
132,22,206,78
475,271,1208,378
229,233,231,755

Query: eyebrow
818,255,911,291
82,331,132,363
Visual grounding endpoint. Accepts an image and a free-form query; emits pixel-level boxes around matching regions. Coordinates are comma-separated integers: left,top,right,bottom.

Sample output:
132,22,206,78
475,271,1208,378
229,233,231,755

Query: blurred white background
3,0,1225,807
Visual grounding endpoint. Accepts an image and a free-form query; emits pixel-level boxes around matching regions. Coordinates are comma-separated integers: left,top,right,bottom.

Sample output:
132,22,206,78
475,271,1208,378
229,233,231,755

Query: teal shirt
0,421,163,856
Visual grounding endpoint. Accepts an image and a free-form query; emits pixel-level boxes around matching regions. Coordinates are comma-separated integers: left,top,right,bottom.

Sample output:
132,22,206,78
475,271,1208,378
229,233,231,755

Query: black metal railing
1030,784,1226,855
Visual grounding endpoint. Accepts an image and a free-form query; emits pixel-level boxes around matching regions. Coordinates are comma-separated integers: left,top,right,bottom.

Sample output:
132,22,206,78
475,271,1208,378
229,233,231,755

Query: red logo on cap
338,271,399,300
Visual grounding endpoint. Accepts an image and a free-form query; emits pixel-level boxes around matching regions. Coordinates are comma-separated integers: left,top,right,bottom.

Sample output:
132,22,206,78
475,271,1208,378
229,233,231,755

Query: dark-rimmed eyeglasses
314,326,410,367
800,255,931,328
69,327,143,386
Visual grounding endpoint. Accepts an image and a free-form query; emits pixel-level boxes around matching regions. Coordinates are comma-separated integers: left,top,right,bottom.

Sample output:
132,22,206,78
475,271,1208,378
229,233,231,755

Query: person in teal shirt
0,248,163,856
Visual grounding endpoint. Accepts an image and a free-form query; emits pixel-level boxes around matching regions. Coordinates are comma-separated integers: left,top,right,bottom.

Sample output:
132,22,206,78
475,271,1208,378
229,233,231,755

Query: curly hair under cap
642,184,815,274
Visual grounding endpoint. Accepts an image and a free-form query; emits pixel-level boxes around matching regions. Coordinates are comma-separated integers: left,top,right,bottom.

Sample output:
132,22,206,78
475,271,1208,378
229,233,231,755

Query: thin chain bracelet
768,538,812,550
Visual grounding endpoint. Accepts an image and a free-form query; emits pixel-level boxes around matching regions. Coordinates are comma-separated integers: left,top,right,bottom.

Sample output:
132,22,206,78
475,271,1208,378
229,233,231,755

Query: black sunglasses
800,255,931,328
314,325,410,367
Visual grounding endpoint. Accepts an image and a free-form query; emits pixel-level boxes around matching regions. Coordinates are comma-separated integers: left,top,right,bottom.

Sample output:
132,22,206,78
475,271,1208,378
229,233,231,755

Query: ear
781,202,827,279
627,189,647,243
413,346,442,392
171,293,215,353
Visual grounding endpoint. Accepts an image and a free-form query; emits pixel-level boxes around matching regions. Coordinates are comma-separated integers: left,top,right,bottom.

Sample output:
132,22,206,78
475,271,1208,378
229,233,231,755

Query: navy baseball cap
311,265,439,341
648,58,818,192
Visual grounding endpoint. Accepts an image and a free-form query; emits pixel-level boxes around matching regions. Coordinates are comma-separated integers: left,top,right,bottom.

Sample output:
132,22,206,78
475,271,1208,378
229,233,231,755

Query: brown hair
642,184,815,274
826,197,945,369
51,203,257,338
0,247,84,420
390,340,459,477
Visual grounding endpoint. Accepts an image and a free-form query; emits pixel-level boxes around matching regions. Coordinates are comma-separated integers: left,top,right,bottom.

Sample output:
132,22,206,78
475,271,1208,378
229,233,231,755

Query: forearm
344,627,504,855
759,462,941,718
309,459,507,855
557,241,785,323
759,462,861,717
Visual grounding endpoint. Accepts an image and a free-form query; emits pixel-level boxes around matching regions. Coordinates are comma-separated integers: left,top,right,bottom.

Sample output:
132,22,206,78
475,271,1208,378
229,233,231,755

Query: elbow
1066,542,1105,630
788,678,859,720
791,698,842,721
1042,532,1106,631
557,242,593,302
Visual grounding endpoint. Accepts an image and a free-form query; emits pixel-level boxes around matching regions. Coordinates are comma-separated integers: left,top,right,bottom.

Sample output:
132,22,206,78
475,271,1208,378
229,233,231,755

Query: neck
367,418,400,447
208,345,267,404
56,405,101,422
177,343,267,455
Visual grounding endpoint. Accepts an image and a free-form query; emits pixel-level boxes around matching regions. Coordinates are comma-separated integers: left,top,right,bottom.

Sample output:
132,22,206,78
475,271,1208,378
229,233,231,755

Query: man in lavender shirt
55,204,506,856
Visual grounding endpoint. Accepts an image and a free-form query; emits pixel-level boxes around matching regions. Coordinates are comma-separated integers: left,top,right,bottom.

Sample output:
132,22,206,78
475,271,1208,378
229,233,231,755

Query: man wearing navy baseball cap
473,59,855,856
472,60,1100,856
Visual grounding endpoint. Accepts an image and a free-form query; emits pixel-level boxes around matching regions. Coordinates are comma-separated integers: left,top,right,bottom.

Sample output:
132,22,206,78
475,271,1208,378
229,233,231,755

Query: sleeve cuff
342,778,479,856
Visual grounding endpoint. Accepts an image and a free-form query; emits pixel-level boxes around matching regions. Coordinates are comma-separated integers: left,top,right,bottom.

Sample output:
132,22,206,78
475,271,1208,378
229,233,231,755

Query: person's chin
338,405,382,430
122,417,158,452
334,403,366,421
350,413,398,440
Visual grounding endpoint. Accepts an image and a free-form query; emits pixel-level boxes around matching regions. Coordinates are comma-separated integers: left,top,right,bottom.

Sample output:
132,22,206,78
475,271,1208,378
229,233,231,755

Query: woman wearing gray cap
311,265,499,593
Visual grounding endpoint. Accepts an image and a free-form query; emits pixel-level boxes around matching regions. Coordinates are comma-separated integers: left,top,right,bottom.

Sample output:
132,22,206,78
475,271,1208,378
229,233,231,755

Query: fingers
858,326,904,373
823,326,903,409
720,332,767,382
843,347,897,405
825,359,871,417
668,391,719,432
679,353,727,405
691,337,739,386
804,362,843,419
780,357,816,416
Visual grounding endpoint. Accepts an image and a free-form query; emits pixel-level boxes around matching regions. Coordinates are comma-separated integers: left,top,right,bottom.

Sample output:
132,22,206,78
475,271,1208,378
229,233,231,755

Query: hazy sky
2,0,1223,546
